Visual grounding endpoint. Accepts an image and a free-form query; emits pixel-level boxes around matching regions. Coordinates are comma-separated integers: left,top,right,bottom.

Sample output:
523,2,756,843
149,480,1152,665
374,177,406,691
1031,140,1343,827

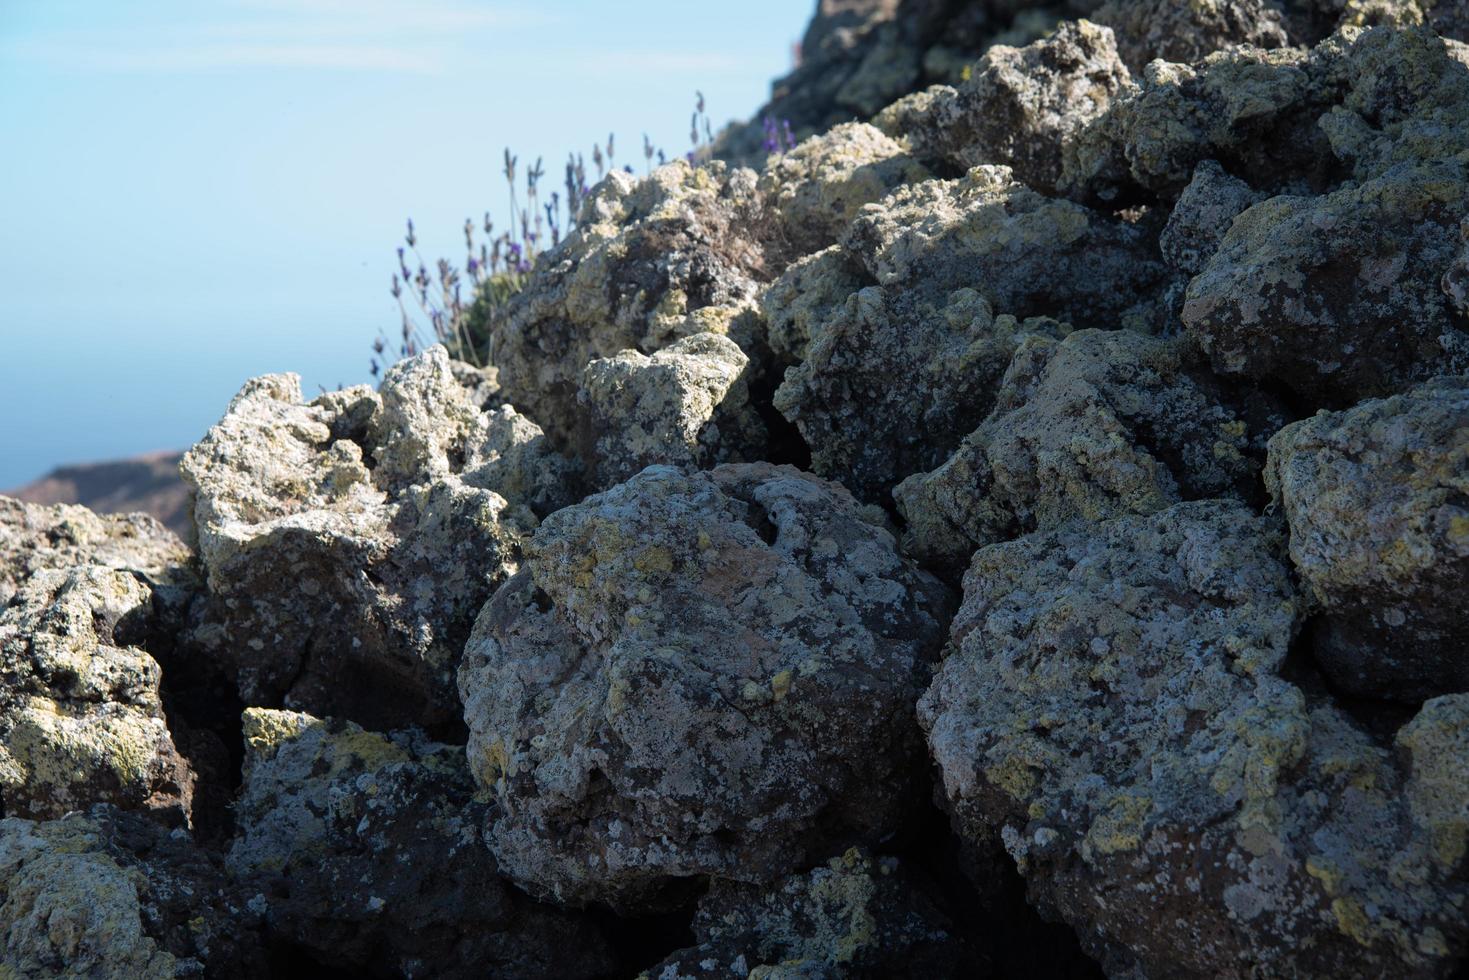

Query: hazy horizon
0,0,810,488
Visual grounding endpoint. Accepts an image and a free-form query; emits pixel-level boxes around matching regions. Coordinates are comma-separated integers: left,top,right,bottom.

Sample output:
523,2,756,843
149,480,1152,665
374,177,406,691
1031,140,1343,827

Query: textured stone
0,497,190,608
1092,0,1290,73
577,332,765,489
877,20,1133,193
775,165,1164,501
0,560,195,824
922,500,1469,977
1061,43,1336,201
486,162,773,446
0,806,265,979
1445,217,1469,316
1063,25,1469,202
894,329,1280,573
643,848,970,979
776,285,1068,504
459,463,951,912
757,122,929,256
1160,159,1269,275
841,165,1165,330
1266,377,1469,702
183,346,573,732
228,709,613,979
761,245,873,368
1182,160,1469,404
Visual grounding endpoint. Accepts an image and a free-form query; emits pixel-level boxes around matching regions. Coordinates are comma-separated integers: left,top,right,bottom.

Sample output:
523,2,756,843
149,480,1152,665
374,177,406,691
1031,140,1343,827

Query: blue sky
0,0,810,487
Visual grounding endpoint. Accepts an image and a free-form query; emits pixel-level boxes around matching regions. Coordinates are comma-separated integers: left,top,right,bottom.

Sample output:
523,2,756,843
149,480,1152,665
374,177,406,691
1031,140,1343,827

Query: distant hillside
5,451,190,537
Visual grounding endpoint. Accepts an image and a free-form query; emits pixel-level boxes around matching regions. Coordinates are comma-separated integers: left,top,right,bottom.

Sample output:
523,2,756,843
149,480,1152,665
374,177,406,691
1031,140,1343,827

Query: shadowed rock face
459,463,951,913
0,806,268,979
227,709,614,980
645,848,973,979
1267,377,1469,703
922,501,1469,978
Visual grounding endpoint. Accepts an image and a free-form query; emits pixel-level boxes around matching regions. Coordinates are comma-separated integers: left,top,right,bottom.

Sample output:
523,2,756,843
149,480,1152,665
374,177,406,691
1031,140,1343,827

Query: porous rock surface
486,161,774,447
0,805,266,979
0,499,197,826
0,497,190,607
458,463,950,911
875,19,1133,193
228,708,612,979
895,329,1281,573
577,332,765,489
182,346,573,733
922,500,1469,977
643,848,970,979
774,164,1163,501
1266,377,1469,702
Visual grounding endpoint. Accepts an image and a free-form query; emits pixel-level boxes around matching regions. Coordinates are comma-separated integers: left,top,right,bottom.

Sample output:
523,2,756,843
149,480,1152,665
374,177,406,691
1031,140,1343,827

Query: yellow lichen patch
770,670,793,702
1084,793,1152,858
241,708,318,758
632,546,675,575
1331,896,1375,947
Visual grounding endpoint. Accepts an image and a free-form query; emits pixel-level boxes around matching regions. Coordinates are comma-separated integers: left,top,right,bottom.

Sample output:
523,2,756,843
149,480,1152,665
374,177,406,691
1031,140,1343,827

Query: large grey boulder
459,463,951,912
1266,377,1469,702
922,500,1469,977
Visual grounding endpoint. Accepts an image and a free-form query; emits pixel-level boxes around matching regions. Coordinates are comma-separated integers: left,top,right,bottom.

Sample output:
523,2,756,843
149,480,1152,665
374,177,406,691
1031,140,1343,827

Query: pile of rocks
4,1,1468,975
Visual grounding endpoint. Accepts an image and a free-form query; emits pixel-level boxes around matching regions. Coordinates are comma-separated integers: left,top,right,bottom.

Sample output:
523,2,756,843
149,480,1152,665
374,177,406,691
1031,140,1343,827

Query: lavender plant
375,96,733,375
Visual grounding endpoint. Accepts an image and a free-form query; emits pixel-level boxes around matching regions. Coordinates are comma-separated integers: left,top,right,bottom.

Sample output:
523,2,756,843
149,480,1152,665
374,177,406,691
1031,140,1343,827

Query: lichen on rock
0,806,266,978
895,329,1281,573
485,161,774,447
644,848,971,979
922,500,1469,977
183,345,574,732
774,164,1163,502
1266,376,1469,702
459,463,951,912
228,708,613,979
875,20,1133,193
0,572,194,825
576,332,766,489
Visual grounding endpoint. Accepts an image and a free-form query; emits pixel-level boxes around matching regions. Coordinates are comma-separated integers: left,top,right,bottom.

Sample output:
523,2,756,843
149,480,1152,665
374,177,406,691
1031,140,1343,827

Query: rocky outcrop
459,463,950,911
922,500,1469,977
875,20,1132,192
1267,377,1469,702
0,499,197,826
6,3,1469,976
182,347,574,733
228,708,612,979
0,806,266,978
